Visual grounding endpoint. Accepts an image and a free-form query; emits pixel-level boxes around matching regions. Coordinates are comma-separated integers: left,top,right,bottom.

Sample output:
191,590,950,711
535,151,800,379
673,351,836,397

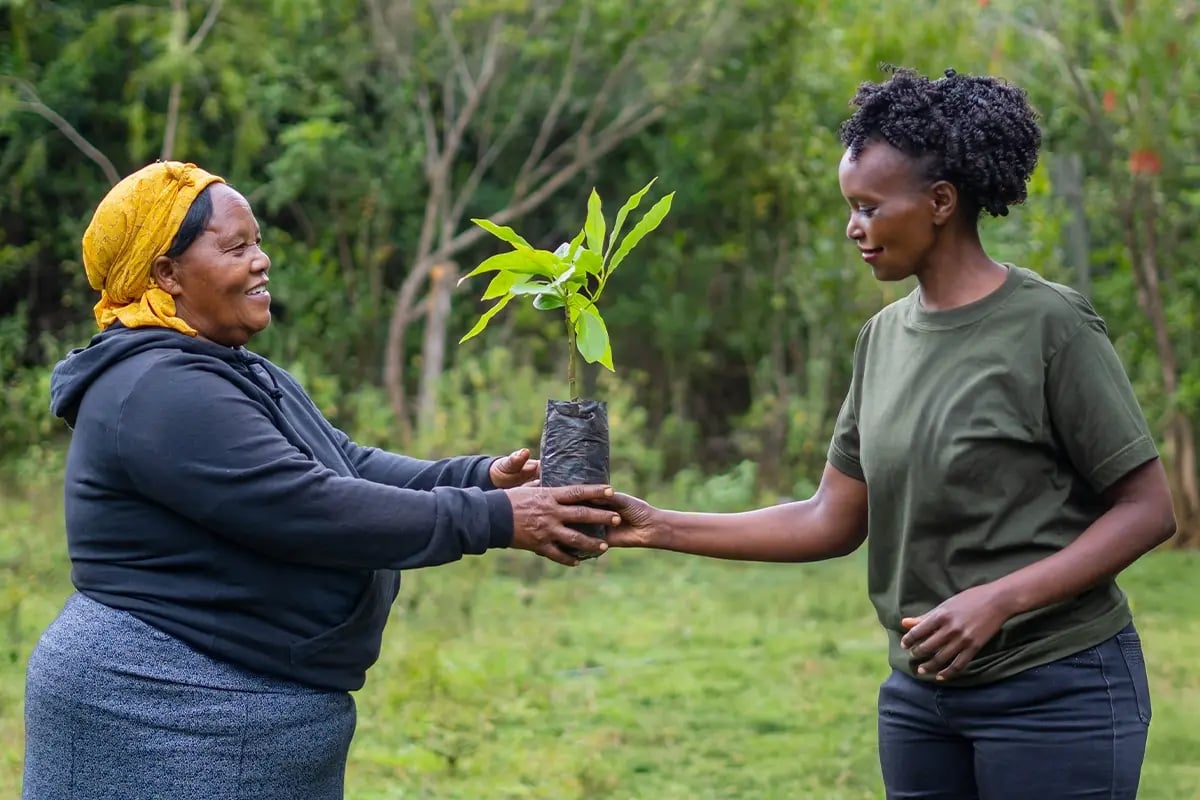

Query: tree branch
514,4,588,195
186,0,224,51
434,0,475,95
5,77,120,184
439,103,667,264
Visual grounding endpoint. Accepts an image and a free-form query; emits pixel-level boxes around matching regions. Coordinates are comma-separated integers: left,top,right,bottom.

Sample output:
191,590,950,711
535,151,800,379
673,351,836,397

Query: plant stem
565,305,578,400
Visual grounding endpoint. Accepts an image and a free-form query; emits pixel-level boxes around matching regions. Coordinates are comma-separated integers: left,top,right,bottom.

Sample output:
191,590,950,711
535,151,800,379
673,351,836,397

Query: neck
914,224,1007,311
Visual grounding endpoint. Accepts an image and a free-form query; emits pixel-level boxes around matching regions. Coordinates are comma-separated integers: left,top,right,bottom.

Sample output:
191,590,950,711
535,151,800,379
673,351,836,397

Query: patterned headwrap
81,161,225,334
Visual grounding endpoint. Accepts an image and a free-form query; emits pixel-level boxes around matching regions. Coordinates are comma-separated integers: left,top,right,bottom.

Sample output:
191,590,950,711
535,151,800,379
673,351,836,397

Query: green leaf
459,247,560,286
458,250,536,285
533,293,565,310
471,218,533,250
508,280,557,296
566,227,586,263
576,248,603,275
585,188,606,257
606,178,658,268
575,305,614,371
482,271,531,300
459,294,514,343
607,191,674,275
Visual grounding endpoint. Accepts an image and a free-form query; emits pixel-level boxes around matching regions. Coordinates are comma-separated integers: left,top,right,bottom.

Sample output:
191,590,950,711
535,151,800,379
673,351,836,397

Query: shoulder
1008,266,1106,346
114,349,263,419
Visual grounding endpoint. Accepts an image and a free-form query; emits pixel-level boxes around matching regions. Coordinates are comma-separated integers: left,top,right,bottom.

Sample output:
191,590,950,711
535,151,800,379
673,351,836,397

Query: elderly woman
23,161,614,800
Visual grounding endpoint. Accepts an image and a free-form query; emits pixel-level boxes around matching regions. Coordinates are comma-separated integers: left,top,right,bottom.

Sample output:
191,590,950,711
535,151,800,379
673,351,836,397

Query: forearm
651,500,865,562
990,500,1175,617
346,441,493,490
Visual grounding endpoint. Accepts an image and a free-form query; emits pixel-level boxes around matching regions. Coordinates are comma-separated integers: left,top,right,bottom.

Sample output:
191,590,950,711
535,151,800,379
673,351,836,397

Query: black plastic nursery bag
538,399,611,558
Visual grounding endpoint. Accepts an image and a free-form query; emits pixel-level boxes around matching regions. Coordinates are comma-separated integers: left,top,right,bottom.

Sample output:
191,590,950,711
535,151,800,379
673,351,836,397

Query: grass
2,481,1199,799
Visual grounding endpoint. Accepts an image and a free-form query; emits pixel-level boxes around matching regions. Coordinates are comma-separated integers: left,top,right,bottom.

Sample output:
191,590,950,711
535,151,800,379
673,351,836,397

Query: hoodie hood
50,324,273,427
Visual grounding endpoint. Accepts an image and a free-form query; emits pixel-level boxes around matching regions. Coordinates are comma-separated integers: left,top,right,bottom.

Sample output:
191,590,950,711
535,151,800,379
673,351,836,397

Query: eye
857,205,878,218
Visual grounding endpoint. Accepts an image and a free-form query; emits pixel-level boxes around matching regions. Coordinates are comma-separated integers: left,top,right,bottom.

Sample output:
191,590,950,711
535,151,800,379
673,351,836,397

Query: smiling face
153,183,271,347
837,140,954,282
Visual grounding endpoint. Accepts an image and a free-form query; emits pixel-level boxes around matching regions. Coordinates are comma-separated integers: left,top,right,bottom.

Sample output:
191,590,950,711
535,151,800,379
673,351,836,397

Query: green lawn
2,484,1198,799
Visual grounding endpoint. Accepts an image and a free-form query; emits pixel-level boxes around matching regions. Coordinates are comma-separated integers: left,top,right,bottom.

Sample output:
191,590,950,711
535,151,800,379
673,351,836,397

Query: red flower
1128,149,1162,175
1102,90,1117,113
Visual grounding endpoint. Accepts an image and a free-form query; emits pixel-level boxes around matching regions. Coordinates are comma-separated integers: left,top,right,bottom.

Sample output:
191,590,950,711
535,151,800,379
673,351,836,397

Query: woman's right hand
505,484,619,566
602,492,666,549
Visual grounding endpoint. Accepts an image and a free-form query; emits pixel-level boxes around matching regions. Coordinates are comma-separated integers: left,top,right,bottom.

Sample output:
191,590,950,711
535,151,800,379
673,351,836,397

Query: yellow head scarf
82,161,225,334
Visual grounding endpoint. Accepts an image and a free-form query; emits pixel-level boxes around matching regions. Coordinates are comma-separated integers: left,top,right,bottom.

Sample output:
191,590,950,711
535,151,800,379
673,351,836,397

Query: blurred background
1,1,1198,797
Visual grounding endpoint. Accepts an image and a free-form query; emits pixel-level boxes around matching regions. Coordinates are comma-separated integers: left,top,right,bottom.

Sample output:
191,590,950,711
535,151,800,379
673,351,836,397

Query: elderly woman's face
159,183,272,347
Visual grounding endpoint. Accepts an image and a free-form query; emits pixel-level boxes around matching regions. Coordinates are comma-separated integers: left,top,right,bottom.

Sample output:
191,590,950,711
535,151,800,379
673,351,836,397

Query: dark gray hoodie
50,324,512,691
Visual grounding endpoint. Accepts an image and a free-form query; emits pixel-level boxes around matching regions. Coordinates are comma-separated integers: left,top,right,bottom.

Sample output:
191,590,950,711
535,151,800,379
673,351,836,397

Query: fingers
548,484,614,503
909,628,956,675
899,616,935,649
537,542,581,567
554,526,608,555
591,491,635,510
564,504,622,527
936,648,979,681
495,448,529,474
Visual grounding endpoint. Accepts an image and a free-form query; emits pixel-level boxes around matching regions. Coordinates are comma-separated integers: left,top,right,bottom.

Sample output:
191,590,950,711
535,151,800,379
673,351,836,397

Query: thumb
496,449,528,473
900,617,921,629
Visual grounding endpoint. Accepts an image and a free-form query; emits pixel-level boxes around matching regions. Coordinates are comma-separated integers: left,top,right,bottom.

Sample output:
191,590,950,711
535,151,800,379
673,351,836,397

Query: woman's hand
505,483,617,565
602,492,666,548
900,583,1013,681
489,448,540,489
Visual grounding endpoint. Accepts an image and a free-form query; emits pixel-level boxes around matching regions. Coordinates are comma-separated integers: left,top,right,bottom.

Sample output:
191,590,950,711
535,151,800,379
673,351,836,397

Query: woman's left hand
900,583,1013,682
489,448,541,489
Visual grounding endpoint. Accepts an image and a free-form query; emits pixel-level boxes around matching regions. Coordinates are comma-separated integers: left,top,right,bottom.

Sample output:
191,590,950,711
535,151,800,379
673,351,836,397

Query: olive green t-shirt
828,265,1158,685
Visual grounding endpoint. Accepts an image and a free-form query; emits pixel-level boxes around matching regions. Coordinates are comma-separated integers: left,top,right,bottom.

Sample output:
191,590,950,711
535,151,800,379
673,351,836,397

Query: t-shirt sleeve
1045,320,1159,493
828,325,867,482
828,392,863,481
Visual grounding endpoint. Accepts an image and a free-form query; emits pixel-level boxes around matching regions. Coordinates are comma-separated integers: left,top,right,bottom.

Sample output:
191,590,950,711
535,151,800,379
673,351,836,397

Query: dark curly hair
838,67,1041,218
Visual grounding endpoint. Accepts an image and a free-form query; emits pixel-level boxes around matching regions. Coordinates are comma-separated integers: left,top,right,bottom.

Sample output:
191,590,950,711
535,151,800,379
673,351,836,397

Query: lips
245,282,270,297
860,247,882,262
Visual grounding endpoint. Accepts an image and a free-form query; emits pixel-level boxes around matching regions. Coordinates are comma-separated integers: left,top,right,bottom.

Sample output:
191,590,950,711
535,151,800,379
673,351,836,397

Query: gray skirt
23,593,356,800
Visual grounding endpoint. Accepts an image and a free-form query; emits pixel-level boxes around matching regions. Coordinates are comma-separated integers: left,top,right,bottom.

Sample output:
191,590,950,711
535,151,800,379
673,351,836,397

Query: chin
870,262,915,282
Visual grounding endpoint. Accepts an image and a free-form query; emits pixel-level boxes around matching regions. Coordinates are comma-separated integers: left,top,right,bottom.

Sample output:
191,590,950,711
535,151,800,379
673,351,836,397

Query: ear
928,180,958,226
151,255,184,296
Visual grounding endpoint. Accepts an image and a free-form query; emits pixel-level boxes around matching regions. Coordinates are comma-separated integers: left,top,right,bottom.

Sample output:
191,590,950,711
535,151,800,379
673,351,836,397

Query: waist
37,593,329,694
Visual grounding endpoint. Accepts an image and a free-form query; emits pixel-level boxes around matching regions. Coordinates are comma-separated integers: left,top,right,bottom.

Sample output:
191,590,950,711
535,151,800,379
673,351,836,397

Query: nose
253,247,271,273
846,214,864,242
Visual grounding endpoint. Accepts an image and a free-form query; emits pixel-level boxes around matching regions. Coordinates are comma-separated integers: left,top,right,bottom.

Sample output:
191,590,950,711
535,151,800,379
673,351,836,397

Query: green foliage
1,0,1197,504
460,181,674,399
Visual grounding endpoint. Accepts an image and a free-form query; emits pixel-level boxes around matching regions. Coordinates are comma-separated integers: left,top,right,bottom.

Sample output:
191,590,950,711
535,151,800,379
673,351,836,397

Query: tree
363,0,732,441
991,1,1200,543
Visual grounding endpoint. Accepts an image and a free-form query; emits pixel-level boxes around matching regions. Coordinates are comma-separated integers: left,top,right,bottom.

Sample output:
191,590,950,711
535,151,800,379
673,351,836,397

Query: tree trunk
1049,152,1091,297
1121,178,1200,545
416,262,457,435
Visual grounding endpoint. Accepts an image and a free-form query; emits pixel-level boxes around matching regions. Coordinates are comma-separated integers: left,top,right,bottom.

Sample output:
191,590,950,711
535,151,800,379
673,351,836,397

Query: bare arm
902,457,1176,680
607,462,869,562
990,457,1175,615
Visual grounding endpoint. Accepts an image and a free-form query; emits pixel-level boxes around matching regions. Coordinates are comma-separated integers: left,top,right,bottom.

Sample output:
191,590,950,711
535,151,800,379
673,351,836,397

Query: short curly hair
838,67,1042,218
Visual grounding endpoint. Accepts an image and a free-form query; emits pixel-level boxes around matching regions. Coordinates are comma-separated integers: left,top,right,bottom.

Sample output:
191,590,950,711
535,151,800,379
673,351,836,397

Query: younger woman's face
838,140,942,282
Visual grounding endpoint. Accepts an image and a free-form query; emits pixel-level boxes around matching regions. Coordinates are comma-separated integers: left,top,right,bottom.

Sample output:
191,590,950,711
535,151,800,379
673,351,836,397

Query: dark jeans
878,624,1151,800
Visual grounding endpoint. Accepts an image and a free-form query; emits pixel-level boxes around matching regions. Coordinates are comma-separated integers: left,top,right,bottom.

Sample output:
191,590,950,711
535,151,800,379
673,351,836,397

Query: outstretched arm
606,462,868,562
